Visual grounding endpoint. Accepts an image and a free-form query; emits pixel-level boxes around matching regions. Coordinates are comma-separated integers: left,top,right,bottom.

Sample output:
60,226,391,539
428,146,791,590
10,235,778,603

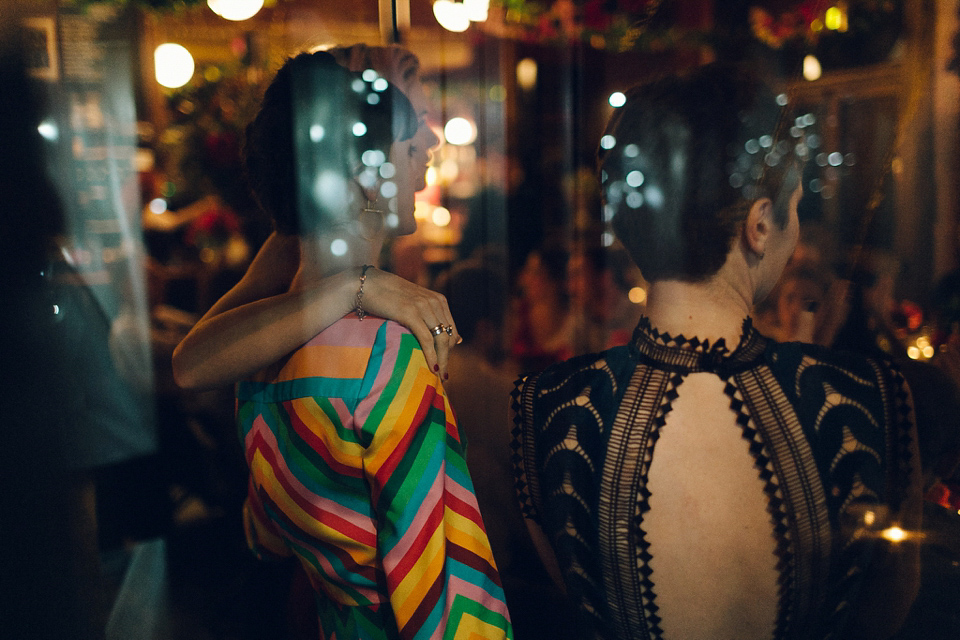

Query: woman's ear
744,198,774,259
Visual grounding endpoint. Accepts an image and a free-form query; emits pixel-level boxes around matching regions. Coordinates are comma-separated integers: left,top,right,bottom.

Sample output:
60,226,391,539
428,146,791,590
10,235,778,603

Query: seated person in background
226,50,511,638
753,264,828,344
512,63,922,640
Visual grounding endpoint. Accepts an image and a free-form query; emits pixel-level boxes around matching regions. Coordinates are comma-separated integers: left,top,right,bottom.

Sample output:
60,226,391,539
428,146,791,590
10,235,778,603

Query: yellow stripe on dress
365,364,441,469
250,449,373,565
392,527,446,626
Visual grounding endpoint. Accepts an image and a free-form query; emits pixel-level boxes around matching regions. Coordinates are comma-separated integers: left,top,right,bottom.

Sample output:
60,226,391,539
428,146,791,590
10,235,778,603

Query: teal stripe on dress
314,396,364,446
378,433,446,554
238,377,365,403
357,322,389,402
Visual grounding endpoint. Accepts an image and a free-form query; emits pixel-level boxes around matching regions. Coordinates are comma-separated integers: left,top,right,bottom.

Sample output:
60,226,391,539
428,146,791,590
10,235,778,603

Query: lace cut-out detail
630,315,767,376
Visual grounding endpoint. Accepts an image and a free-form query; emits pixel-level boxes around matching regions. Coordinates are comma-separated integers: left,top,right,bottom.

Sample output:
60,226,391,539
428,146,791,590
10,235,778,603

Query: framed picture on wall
23,17,58,81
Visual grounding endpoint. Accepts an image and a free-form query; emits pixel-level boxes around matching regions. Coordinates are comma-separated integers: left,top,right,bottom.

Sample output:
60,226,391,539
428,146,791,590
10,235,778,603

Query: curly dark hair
598,63,802,283
243,50,417,236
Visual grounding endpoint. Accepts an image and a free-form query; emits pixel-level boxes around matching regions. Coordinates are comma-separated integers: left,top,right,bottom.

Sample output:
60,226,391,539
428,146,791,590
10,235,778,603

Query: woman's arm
172,232,458,390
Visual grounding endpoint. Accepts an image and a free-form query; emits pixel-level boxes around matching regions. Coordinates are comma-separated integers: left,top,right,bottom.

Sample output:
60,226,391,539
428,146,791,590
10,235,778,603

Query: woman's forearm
172,269,356,390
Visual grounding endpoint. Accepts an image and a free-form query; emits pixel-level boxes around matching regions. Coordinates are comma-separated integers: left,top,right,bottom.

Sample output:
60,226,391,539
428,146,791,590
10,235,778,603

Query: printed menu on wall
42,3,157,468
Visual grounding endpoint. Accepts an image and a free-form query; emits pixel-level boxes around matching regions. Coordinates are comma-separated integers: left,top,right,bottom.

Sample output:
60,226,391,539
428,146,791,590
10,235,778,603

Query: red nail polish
444,373,449,381
434,364,439,372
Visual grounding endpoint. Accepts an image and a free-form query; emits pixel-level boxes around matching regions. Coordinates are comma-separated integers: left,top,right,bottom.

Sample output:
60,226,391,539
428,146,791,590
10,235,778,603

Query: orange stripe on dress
275,344,371,382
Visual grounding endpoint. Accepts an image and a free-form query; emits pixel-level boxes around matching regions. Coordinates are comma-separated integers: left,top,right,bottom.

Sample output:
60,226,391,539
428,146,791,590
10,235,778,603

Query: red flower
583,0,612,30
185,207,242,247
203,131,240,168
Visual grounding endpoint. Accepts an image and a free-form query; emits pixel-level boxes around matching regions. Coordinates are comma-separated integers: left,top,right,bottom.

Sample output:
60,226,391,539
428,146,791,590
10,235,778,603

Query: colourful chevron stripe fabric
237,314,513,640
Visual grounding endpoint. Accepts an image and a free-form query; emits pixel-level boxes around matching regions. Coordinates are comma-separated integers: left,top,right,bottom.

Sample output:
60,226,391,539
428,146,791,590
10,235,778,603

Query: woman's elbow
171,340,205,390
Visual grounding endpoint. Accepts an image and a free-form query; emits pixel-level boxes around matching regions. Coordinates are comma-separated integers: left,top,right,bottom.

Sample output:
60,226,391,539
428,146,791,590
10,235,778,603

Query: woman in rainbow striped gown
230,49,512,639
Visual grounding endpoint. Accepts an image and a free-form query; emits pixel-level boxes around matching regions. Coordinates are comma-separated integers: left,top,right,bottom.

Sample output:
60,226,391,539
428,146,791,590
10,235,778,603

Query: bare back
645,372,778,639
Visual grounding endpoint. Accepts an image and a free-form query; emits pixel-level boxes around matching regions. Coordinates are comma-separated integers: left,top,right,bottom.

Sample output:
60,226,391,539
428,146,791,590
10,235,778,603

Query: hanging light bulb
208,0,263,22
433,0,470,32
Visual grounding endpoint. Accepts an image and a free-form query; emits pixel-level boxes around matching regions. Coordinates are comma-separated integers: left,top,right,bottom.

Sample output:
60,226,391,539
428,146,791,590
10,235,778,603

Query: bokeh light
433,0,470,32
431,206,452,227
803,55,822,81
154,43,195,89
37,120,58,141
207,0,263,21
516,58,537,90
444,117,476,146
628,287,647,304
148,198,168,214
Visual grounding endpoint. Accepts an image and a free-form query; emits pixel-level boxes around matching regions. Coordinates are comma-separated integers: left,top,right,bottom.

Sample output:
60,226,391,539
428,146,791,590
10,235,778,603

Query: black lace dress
512,317,916,640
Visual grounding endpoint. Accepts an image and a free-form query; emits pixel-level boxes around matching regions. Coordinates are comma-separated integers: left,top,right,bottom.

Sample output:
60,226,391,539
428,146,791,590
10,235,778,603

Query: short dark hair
244,51,417,236
598,63,802,282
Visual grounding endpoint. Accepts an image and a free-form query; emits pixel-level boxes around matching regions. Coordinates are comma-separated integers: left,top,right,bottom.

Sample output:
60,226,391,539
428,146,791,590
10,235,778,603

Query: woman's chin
395,219,417,236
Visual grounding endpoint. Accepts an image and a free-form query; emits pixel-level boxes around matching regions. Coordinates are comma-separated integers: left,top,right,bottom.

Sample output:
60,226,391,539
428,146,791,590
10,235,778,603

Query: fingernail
444,373,449,380
434,364,439,372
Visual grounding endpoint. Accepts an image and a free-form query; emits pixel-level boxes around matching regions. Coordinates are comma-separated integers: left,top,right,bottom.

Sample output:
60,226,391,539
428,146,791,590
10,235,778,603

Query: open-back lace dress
512,317,916,640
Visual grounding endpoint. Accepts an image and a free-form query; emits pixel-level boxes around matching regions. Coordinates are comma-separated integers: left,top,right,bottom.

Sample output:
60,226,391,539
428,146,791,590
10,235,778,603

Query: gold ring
431,324,445,336
445,326,454,336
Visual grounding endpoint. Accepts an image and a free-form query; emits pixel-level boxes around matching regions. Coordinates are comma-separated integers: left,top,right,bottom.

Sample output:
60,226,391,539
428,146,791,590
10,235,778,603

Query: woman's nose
423,125,441,151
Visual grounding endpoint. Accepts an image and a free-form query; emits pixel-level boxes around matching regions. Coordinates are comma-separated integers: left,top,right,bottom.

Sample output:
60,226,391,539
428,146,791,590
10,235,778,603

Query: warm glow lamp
803,55,822,81
433,0,470,32
208,0,264,22
155,43,195,89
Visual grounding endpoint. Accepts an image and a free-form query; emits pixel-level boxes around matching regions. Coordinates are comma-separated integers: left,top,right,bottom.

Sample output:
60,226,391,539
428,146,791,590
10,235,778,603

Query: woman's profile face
385,75,440,235
398,78,440,193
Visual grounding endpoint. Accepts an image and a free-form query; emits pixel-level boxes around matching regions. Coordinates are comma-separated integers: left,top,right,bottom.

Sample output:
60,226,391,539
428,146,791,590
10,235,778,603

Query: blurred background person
564,242,641,355
510,240,572,372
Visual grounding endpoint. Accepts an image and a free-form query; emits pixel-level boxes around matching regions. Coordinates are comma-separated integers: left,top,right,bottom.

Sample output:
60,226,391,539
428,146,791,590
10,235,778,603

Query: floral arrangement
748,0,822,49
158,50,266,224
749,0,903,53
491,0,697,52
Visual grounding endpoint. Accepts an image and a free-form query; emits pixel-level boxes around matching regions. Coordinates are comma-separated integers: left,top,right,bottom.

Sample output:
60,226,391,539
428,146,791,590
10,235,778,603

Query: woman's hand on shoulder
363,268,459,379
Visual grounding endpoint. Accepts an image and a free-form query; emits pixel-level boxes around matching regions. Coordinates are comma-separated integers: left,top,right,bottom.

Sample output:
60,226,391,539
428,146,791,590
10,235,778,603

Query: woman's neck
645,274,753,349
291,234,383,291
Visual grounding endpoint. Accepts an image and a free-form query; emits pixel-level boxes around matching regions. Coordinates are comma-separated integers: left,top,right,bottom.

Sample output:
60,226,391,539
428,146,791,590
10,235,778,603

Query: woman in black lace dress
512,63,922,640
